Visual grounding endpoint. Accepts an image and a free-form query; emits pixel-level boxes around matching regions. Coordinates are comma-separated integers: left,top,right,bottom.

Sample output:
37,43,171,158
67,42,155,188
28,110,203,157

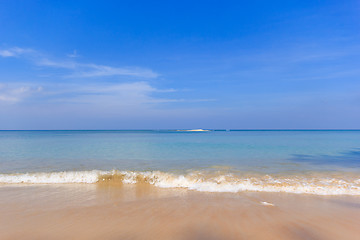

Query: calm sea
0,130,359,195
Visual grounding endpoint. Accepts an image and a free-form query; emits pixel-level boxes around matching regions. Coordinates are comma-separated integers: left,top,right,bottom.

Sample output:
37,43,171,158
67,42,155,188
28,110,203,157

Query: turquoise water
1,130,360,195
0,130,359,174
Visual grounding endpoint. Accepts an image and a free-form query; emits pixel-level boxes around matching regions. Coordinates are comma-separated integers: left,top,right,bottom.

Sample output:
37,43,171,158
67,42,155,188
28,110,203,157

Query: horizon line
0,129,360,131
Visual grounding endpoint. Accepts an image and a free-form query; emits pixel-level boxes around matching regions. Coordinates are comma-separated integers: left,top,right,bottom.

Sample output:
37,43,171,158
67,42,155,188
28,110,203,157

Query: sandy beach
1,183,359,240
2,0,360,239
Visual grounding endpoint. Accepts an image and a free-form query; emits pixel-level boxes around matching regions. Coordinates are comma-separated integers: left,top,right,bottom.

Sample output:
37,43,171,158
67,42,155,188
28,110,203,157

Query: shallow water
1,130,360,173
0,130,359,195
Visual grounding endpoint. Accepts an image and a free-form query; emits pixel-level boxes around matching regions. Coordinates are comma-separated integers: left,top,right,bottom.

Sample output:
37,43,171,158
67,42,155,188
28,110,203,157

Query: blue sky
0,0,359,129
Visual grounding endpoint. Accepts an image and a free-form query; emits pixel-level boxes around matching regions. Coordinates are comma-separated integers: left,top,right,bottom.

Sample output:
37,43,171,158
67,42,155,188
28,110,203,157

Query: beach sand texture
1,183,359,240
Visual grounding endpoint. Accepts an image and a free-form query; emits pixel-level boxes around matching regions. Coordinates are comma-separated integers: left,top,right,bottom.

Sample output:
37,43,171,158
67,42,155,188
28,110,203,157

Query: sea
0,130,360,195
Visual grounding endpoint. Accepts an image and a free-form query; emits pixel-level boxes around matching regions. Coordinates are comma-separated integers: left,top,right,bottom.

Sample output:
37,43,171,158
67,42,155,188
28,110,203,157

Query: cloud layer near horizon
0,47,159,79
0,46,214,124
0,47,170,108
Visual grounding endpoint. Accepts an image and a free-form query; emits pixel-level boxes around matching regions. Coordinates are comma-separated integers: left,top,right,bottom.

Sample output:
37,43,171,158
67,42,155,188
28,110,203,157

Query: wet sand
1,183,360,240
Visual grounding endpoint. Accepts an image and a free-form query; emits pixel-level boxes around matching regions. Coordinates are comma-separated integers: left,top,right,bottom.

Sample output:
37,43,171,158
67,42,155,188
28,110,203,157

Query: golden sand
0,183,360,240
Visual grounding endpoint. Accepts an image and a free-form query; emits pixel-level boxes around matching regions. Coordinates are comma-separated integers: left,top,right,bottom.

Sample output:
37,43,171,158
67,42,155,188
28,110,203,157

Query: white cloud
0,47,33,57
67,50,79,58
0,84,42,103
50,81,171,106
24,81,213,109
35,59,158,78
0,47,211,107
47,82,215,109
36,58,78,69
0,47,159,78
67,64,159,78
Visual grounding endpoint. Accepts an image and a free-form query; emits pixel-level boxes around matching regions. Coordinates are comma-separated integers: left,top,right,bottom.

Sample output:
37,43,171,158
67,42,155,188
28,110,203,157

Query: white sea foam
176,129,210,132
1,170,360,195
260,201,275,206
0,170,109,184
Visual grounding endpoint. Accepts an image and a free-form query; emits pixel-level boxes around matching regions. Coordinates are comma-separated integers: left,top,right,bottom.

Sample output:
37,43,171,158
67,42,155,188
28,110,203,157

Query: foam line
1,170,359,195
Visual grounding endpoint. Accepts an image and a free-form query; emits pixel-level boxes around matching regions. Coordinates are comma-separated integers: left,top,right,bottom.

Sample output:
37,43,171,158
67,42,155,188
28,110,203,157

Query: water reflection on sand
0,184,360,240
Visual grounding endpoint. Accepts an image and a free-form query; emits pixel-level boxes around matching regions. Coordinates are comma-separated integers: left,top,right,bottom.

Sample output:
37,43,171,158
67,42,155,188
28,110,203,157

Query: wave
175,129,210,132
0,170,107,184
0,170,359,195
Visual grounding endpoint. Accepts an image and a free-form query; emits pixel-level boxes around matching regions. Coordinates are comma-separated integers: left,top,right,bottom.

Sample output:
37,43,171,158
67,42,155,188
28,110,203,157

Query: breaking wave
1,170,360,195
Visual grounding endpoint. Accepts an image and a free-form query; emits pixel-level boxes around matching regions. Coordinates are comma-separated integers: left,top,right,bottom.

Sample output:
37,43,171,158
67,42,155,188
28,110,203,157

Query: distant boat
176,129,210,132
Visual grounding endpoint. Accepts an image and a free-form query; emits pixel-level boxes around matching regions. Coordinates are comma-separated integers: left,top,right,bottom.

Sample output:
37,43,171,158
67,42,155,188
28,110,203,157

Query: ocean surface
0,130,359,195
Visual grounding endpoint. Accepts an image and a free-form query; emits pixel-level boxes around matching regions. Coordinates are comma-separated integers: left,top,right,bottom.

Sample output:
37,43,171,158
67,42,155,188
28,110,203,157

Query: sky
0,0,359,129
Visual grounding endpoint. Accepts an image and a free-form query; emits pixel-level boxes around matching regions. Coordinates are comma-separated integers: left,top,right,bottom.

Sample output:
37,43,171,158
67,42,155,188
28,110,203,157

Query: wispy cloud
0,47,211,108
0,47,159,78
16,81,214,108
0,47,33,57
67,50,79,58
46,81,180,106
66,64,159,78
0,84,42,103
36,58,78,69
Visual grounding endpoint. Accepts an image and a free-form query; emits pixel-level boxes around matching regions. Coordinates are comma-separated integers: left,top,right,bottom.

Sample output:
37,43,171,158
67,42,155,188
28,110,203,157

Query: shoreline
1,169,360,196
